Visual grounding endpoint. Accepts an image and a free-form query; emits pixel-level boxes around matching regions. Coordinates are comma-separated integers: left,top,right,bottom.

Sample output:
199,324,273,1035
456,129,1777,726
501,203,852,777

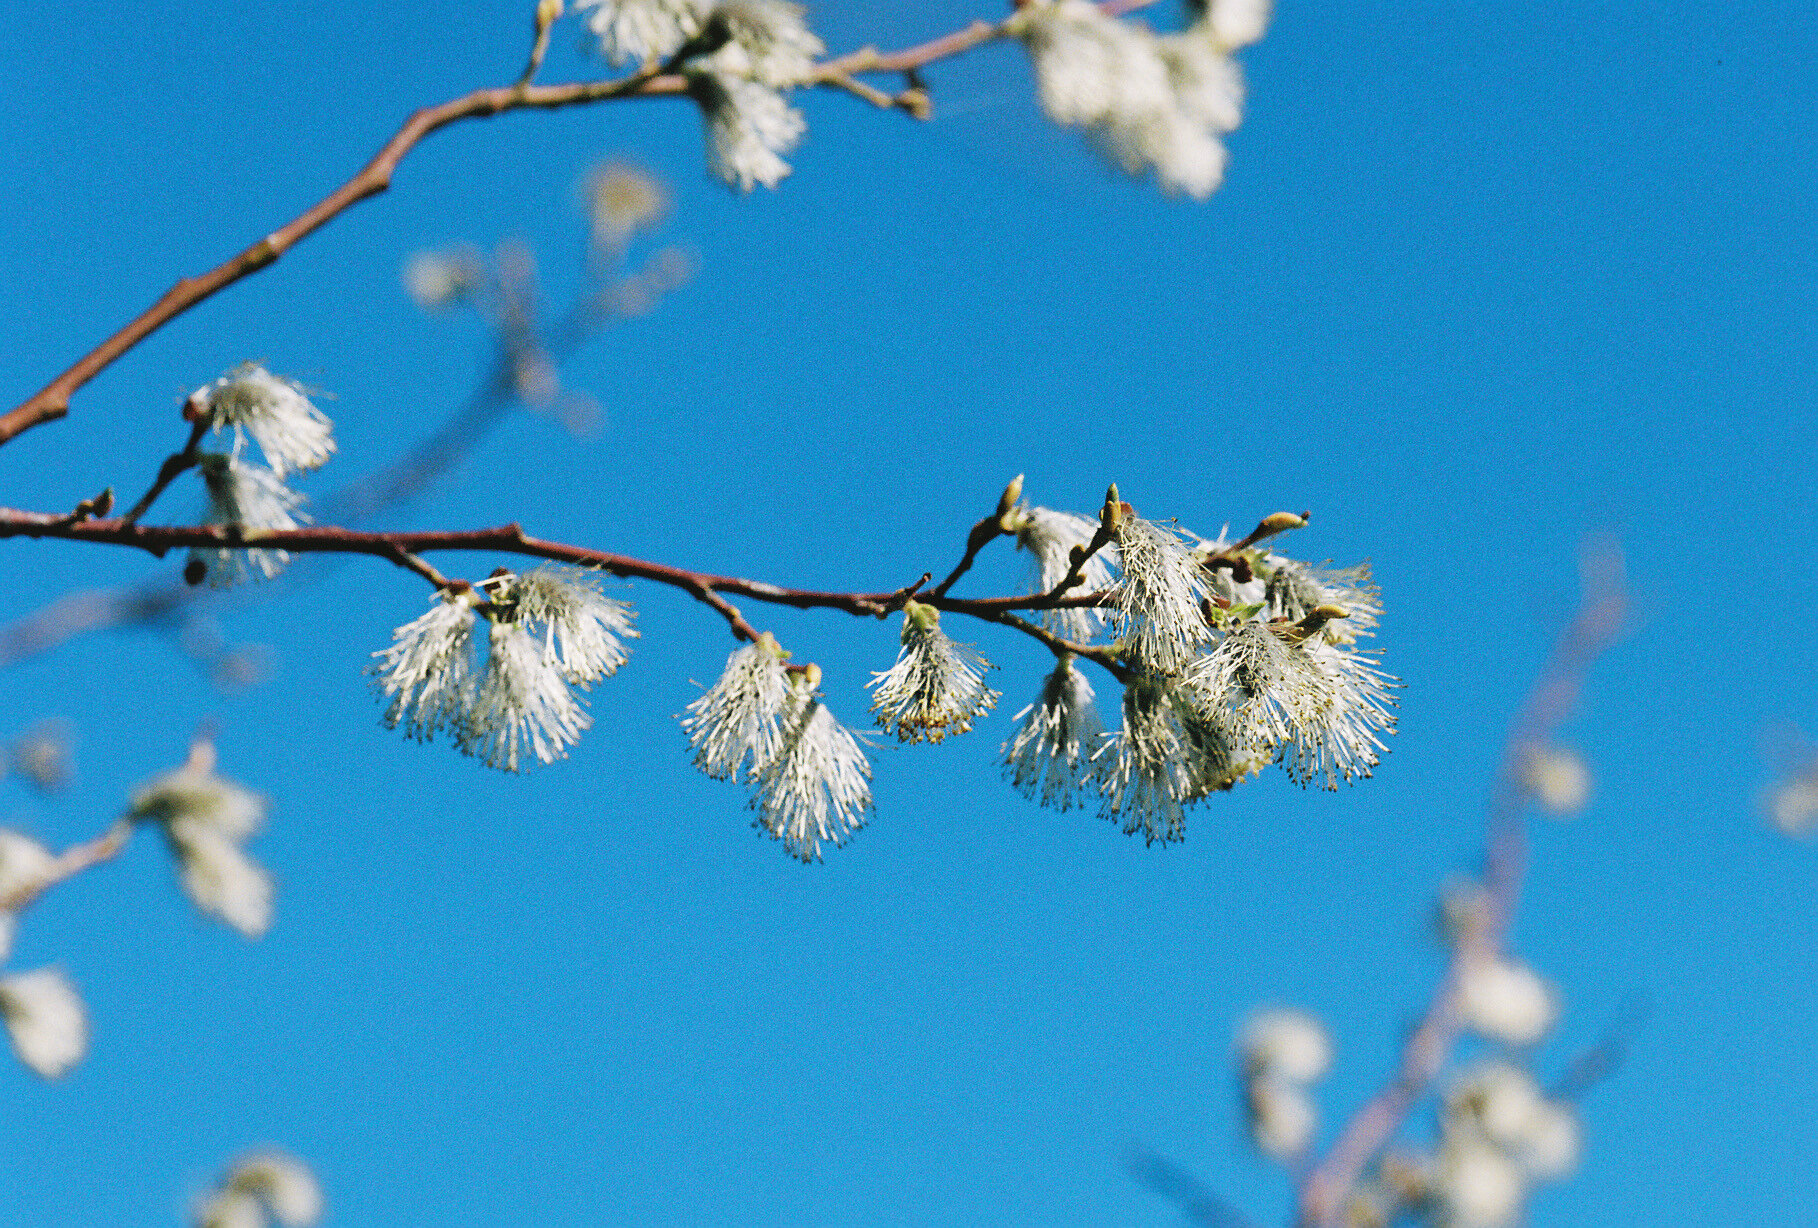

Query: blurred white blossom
192,453,308,587
197,363,334,478
1510,1099,1582,1180
1240,1006,1332,1084
867,602,999,743
715,0,823,86
132,738,274,937
196,1191,263,1228
1202,0,1272,51
130,739,265,839
1435,1134,1525,1228
227,1152,322,1227
1245,1074,1317,1160
170,828,273,938
683,633,792,780
584,163,670,255
1765,771,1818,837
402,247,485,310
1009,1,1260,199
0,966,87,1079
0,831,55,959
1012,0,1171,130
10,719,74,792
1011,505,1120,641
1458,956,1557,1046
752,674,872,861
1003,657,1104,810
0,829,56,906
1521,746,1591,816
371,591,481,743
1446,1062,1581,1182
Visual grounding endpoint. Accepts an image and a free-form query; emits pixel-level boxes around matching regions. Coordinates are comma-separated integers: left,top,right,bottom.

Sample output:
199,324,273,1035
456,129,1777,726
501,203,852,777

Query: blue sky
1,0,1815,1223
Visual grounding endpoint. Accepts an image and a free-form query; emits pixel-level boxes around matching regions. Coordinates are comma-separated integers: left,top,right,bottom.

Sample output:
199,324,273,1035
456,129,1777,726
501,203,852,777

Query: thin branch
120,416,211,526
1294,542,1627,1228
0,0,1168,449
0,68,668,448
992,611,1132,683
0,509,1119,656
931,475,1023,598
931,516,1010,598
1126,1149,1260,1228
0,236,694,671
817,71,912,113
0,819,135,914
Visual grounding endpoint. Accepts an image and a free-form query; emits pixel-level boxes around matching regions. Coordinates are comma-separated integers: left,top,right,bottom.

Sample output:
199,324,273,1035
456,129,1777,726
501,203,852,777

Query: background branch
0,2,1159,449
1294,543,1628,1227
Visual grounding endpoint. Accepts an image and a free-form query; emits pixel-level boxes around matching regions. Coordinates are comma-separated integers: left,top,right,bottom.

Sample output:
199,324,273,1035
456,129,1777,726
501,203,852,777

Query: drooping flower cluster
866,602,1000,743
186,363,336,586
0,966,87,1080
192,453,309,587
1094,675,1267,844
1003,657,1104,811
755,674,874,860
359,483,1385,859
194,1151,324,1228
198,362,336,477
370,567,638,772
683,647,872,861
995,485,1396,845
576,0,822,191
1009,505,1120,642
1237,1006,1332,1161
1008,0,1270,199
129,736,274,938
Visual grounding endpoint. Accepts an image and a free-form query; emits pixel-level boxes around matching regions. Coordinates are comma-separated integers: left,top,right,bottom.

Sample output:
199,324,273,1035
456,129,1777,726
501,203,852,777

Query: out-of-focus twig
1126,1149,1260,1228
0,240,692,673
1295,542,1627,1228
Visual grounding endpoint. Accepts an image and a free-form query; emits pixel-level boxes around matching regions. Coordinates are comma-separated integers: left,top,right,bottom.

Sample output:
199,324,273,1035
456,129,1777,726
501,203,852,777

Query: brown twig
931,516,1010,598
0,508,1120,665
1294,542,1627,1227
0,68,676,448
0,0,1171,450
120,416,211,526
0,819,135,914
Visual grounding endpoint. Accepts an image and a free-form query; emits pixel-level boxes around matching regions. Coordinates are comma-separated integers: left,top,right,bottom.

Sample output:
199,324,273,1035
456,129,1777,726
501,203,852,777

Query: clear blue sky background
1,0,1814,1223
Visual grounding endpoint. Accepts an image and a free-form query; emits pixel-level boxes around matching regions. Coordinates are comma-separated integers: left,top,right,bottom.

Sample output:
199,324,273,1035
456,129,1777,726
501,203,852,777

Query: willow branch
0,509,1118,658
0,819,135,914
0,0,1164,450
120,416,211,526
1295,543,1627,1227
0,68,683,448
